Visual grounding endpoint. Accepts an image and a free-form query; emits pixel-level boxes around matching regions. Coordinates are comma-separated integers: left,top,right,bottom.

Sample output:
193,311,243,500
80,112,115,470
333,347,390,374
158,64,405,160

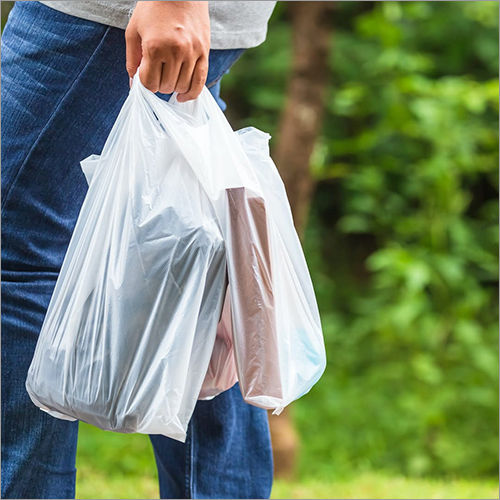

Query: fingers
125,27,142,79
173,59,197,95
159,58,182,95
125,1,210,96
138,39,163,92
177,56,208,102
126,28,208,98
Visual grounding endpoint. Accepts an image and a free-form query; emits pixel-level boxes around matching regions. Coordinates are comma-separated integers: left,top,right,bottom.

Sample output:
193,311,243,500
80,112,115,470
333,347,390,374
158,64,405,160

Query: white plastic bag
199,126,327,412
26,72,326,439
25,79,228,442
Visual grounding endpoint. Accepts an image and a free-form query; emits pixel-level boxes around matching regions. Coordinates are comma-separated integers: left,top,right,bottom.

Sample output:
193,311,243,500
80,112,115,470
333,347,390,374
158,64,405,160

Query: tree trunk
269,1,333,479
273,1,333,232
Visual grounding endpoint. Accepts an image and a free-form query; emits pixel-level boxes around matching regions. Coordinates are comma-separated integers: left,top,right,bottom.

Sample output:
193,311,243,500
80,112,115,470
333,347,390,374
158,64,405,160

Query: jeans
1,2,273,498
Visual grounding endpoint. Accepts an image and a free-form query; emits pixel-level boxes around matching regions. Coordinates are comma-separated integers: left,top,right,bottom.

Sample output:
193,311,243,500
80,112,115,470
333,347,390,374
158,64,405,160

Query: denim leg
2,279,80,499
1,2,269,498
149,384,273,499
1,3,129,497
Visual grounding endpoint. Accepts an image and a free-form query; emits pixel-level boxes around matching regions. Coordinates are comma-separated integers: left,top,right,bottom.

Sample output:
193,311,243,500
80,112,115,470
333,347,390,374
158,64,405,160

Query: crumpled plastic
26,72,326,441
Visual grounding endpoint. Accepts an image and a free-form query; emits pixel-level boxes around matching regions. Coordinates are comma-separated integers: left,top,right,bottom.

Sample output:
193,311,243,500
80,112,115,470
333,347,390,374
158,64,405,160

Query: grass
271,476,499,499
76,423,158,499
75,423,498,499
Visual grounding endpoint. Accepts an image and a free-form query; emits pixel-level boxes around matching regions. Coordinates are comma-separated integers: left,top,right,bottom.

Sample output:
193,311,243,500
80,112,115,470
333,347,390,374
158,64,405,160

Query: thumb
125,27,142,81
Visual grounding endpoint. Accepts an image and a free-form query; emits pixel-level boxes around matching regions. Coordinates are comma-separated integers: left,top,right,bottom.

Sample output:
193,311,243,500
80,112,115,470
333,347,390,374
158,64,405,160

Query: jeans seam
206,74,224,89
1,26,111,212
185,422,193,498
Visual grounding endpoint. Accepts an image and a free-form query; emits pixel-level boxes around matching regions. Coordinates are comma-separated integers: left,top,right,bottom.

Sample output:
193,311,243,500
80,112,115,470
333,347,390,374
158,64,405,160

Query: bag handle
131,68,213,129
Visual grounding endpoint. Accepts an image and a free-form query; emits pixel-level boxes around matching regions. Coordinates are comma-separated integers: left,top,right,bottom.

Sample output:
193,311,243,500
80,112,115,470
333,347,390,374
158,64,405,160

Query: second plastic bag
199,127,327,412
25,79,229,441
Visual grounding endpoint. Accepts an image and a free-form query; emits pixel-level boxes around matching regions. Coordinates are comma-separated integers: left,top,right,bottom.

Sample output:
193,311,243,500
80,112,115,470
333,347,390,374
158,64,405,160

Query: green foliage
1,2,14,31
225,1,498,479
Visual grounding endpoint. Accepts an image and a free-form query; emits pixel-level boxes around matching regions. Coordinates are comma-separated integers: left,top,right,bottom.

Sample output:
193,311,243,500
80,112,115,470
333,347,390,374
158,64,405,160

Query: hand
125,1,210,102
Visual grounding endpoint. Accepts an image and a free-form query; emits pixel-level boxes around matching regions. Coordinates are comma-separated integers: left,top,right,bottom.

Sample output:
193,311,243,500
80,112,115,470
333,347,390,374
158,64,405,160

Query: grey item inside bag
226,187,282,401
27,201,226,437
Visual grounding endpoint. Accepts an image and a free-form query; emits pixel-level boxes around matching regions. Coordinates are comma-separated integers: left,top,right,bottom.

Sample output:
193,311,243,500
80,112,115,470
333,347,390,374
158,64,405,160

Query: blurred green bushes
224,1,498,479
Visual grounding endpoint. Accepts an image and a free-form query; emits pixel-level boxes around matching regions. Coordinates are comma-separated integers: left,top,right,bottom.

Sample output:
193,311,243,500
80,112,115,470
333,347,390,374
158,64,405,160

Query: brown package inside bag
226,187,282,401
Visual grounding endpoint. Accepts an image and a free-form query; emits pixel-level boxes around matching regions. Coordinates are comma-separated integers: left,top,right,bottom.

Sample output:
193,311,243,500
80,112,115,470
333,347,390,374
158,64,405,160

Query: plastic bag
199,126,327,412
25,79,228,442
26,72,326,440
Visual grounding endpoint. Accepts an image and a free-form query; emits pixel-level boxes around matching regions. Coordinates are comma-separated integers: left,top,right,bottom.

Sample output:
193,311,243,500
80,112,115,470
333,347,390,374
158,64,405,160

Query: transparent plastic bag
199,126,327,412
25,78,228,442
26,72,326,439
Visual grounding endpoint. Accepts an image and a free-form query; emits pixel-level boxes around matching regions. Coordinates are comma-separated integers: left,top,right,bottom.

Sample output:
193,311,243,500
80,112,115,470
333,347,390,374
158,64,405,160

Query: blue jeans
1,2,273,498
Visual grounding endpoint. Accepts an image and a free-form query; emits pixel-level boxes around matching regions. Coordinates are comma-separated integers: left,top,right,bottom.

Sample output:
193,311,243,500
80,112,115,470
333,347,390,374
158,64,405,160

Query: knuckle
142,77,158,93
171,36,192,55
143,38,164,58
170,42,184,56
193,75,206,87
186,87,201,99
159,84,174,94
191,38,204,53
198,65,209,78
146,84,159,93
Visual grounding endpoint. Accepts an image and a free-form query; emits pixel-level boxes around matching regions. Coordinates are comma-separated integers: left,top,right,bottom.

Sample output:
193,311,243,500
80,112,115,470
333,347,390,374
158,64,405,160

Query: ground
75,423,498,499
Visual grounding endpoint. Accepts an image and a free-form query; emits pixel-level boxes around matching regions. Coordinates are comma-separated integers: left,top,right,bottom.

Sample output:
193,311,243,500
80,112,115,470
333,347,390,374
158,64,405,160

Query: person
1,1,276,498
